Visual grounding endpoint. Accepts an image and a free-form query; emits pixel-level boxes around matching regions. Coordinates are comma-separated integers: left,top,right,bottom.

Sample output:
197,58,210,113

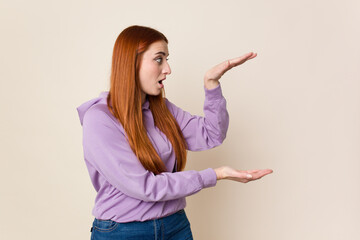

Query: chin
153,90,163,96
147,92,161,97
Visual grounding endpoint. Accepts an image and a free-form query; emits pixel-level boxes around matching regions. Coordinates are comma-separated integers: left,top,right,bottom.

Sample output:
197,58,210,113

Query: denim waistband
95,209,185,223
91,208,193,239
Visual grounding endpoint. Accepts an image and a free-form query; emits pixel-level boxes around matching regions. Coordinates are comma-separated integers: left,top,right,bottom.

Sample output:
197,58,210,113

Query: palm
222,166,273,183
204,52,257,82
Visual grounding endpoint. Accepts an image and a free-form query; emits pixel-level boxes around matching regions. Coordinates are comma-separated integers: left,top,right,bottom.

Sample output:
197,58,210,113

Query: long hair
107,25,187,175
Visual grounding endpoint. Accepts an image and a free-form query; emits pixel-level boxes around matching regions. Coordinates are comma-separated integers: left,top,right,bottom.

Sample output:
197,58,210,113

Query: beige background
1,0,359,239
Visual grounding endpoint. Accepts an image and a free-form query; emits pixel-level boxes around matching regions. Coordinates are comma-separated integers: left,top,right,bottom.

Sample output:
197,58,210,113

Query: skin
138,40,273,182
138,40,171,105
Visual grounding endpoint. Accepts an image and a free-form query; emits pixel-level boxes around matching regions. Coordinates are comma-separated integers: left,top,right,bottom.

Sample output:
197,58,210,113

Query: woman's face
138,40,171,101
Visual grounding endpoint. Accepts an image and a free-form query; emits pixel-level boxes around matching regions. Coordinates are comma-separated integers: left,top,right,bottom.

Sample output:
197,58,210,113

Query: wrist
214,167,224,180
204,79,220,90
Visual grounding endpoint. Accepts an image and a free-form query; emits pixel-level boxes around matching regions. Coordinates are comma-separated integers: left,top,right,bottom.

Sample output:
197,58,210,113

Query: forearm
204,79,220,90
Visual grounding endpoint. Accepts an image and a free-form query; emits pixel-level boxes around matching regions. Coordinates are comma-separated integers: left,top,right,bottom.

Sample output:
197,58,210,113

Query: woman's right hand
214,166,273,183
203,52,257,90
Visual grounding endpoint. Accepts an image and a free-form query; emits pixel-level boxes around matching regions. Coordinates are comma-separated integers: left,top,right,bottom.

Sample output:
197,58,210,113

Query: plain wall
1,0,359,239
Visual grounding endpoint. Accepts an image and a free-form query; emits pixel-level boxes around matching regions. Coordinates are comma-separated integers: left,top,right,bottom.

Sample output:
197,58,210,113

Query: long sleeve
165,83,229,151
82,104,217,203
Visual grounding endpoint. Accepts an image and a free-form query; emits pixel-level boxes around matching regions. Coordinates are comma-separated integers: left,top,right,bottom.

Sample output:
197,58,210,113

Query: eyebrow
155,51,169,56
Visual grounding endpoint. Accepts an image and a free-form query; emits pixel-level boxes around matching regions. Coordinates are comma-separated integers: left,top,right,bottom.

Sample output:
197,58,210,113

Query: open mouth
158,80,164,88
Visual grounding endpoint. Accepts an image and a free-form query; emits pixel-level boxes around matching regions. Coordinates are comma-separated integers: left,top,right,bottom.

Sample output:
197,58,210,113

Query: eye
155,57,163,64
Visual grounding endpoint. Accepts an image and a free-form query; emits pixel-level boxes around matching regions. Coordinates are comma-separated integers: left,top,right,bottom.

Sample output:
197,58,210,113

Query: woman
77,25,272,240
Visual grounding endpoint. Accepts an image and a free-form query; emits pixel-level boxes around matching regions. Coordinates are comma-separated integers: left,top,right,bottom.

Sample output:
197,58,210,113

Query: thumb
233,171,252,179
246,173,253,179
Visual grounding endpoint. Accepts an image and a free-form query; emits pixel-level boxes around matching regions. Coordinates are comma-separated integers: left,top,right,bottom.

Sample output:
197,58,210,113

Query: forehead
143,40,169,56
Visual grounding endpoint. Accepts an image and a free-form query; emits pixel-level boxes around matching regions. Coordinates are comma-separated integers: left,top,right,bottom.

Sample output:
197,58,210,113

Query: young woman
77,25,273,240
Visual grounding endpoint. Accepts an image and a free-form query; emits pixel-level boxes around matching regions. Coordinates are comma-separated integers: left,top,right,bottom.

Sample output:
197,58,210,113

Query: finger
228,55,251,67
247,53,257,60
228,52,256,68
251,169,273,179
205,52,257,81
261,169,273,175
229,171,253,180
227,176,252,183
247,169,273,174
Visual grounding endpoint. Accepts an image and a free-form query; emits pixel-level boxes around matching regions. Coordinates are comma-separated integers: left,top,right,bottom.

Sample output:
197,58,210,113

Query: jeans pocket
92,218,120,233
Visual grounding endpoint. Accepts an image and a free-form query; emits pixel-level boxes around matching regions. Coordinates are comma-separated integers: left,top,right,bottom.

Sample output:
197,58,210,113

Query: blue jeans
90,209,193,240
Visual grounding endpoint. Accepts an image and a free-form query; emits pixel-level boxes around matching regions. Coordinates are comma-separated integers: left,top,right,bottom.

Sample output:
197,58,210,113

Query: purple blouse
77,83,229,222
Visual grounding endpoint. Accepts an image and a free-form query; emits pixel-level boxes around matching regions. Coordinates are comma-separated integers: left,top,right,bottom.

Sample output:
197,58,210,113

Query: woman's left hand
204,52,257,90
214,166,273,183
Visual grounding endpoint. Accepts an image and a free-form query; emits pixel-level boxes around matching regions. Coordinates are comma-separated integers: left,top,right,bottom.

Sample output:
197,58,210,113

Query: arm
165,52,259,151
82,106,217,202
165,83,229,151
205,53,273,182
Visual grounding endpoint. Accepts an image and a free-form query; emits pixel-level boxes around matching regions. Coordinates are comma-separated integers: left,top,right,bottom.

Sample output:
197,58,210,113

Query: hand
214,166,273,183
204,52,257,90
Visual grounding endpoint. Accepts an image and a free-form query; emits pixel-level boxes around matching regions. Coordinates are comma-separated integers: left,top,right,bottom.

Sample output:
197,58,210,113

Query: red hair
107,25,187,175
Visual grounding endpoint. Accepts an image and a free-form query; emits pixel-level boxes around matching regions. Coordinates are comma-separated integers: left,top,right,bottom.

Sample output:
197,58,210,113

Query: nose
163,61,171,75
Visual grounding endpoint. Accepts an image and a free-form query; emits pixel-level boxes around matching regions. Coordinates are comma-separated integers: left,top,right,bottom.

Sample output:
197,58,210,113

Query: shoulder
83,103,111,122
83,103,124,134
164,97,173,109
164,97,182,116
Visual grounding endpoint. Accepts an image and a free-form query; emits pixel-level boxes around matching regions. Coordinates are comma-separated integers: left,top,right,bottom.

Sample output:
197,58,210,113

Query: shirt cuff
204,83,224,101
199,168,217,188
